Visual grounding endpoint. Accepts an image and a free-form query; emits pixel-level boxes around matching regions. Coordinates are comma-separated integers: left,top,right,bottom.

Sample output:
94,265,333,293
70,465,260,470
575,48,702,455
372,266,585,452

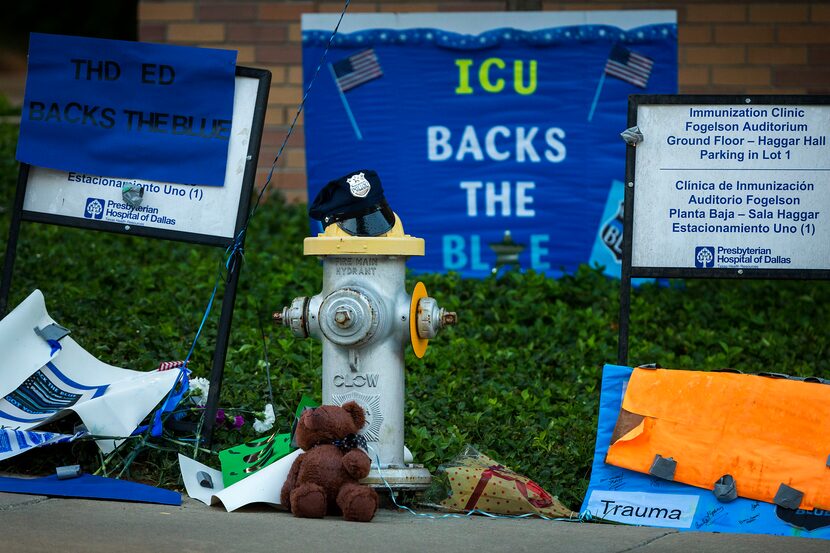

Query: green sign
218,395,317,486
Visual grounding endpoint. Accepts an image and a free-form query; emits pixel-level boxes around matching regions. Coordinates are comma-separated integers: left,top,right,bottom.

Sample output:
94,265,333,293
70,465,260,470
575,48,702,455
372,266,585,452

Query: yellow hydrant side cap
410,281,429,358
304,213,425,256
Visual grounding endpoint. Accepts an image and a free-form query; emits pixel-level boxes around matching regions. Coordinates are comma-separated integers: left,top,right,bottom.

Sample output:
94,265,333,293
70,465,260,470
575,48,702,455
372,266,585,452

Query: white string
365,445,593,522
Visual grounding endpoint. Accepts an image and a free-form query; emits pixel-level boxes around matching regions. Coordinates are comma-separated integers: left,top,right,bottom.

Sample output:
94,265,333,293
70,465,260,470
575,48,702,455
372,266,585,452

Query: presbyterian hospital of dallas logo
695,246,715,268
84,198,105,220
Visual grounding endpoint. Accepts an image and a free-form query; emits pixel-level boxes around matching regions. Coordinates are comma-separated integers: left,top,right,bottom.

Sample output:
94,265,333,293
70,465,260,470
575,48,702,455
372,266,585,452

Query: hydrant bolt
334,307,354,328
272,310,284,325
441,310,458,327
417,297,454,340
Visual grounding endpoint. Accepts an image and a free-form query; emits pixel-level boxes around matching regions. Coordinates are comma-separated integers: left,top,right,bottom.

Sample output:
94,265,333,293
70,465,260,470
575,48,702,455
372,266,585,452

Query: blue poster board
581,364,830,539
17,33,236,187
302,12,677,277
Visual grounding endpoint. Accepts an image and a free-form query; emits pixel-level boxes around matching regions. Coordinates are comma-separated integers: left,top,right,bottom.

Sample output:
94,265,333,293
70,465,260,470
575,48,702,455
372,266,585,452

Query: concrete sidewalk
2,491,827,553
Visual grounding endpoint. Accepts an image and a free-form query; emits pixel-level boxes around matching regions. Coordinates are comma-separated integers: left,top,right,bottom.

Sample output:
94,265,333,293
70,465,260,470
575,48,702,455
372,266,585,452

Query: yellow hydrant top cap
304,213,425,256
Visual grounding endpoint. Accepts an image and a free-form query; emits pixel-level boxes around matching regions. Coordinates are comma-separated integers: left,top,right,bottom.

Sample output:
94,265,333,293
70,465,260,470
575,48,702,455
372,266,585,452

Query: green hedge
1,122,828,508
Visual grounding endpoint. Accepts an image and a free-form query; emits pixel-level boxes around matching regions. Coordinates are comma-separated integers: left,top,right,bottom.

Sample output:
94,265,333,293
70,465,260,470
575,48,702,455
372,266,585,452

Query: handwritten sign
21,72,265,242
16,33,236,186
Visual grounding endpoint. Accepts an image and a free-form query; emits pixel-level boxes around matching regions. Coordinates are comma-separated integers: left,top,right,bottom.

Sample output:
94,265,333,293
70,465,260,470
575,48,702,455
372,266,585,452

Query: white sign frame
618,95,830,364
630,97,830,273
15,67,269,247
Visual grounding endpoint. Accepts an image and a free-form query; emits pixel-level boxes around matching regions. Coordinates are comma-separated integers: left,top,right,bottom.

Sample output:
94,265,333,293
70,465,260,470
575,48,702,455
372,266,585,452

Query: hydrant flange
318,288,379,347
280,296,309,339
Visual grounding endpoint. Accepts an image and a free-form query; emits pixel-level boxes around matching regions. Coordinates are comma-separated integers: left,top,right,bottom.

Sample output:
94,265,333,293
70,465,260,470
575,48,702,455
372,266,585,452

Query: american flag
604,44,654,88
157,360,185,371
331,49,383,92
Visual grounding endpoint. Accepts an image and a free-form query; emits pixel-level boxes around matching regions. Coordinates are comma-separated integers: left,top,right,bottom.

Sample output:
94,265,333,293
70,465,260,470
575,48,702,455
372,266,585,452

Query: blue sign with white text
302,16,676,277
17,33,237,186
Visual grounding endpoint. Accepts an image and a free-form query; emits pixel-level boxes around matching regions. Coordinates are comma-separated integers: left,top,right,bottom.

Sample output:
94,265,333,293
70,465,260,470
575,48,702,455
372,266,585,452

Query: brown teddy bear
280,401,379,522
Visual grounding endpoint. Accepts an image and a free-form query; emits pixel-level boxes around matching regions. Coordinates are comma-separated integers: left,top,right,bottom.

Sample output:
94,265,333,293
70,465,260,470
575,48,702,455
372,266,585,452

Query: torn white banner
0,290,181,455
0,289,61,398
178,450,301,512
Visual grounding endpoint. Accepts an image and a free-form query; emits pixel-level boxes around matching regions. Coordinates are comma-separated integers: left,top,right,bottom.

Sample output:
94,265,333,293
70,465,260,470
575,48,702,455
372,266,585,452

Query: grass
1,121,829,509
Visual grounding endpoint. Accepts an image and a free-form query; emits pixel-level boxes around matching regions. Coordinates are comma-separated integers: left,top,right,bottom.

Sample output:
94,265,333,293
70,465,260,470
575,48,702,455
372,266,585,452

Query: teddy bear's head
295,401,367,450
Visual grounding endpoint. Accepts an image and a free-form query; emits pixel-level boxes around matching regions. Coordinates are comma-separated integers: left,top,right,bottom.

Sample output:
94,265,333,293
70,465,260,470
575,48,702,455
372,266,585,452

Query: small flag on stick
332,49,383,92
329,49,383,140
588,44,654,122
603,44,654,88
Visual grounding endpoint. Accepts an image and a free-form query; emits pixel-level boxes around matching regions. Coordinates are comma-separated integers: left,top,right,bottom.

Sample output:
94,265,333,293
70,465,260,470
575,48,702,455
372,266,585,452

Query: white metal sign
632,103,830,270
22,75,259,241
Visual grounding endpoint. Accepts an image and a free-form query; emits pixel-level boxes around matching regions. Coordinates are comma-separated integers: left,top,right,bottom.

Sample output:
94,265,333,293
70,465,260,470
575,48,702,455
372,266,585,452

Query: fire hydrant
274,213,456,488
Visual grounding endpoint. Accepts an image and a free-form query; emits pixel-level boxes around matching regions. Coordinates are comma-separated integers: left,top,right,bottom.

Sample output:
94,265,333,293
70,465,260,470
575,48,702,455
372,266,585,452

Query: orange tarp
605,368,830,510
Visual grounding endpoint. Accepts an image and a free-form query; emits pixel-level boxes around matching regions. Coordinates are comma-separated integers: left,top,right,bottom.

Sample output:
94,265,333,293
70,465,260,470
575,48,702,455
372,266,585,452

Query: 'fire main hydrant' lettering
335,257,379,276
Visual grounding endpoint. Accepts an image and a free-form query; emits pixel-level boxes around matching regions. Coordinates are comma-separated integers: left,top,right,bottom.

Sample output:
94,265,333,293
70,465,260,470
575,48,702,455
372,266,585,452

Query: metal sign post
619,95,830,365
0,66,271,445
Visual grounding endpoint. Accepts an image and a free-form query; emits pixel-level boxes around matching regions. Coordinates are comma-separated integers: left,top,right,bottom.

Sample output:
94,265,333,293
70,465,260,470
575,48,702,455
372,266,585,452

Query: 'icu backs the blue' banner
302,11,677,277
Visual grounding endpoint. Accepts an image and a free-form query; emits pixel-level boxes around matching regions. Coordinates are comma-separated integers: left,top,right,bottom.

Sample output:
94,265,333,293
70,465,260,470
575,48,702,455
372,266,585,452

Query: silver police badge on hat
347,172,371,198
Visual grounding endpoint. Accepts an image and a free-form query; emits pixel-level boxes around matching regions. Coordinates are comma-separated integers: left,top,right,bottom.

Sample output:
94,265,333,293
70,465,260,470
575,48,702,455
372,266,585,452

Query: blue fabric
0,474,181,506
17,33,236,186
46,340,62,356
302,23,677,278
150,367,190,437
581,364,830,539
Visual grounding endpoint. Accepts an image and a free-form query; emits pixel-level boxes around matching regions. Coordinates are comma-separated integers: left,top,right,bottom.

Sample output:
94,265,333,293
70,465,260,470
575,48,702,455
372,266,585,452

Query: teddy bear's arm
280,452,305,508
342,449,372,480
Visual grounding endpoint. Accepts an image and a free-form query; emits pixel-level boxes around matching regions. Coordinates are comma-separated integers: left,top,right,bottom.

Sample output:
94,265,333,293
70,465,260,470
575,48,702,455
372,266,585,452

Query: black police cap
308,169,395,237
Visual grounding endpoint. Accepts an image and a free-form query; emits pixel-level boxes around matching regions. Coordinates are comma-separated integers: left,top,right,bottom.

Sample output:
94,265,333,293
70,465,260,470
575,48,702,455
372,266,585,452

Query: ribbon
463,465,554,511
330,433,368,453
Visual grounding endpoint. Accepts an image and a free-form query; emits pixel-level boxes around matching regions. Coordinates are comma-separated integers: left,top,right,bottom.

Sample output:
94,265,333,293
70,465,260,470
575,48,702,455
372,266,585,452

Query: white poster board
21,75,260,243
631,101,830,271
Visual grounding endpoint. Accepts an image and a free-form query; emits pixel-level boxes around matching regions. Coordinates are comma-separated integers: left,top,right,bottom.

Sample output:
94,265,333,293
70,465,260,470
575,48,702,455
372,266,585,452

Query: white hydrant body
316,256,408,467
276,215,455,486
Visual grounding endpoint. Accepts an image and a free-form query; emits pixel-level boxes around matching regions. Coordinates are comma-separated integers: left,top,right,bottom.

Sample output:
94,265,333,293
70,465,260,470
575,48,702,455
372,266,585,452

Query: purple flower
215,409,226,424
232,415,245,430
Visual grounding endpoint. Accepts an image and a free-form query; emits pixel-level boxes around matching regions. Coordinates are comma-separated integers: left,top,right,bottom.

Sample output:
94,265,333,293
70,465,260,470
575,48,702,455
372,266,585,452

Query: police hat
308,169,395,237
